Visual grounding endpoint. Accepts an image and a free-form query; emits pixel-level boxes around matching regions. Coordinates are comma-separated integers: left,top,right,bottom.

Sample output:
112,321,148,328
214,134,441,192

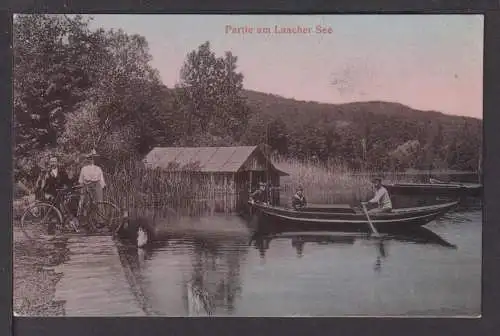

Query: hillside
237,90,482,171
242,89,480,124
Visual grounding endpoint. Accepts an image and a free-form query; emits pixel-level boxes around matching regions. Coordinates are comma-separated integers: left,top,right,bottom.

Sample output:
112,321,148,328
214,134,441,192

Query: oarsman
362,177,393,213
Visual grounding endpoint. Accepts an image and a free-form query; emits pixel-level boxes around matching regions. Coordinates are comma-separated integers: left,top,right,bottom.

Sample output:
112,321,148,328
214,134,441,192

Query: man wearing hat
249,181,268,204
362,177,392,213
38,156,77,233
78,149,106,205
291,185,307,210
41,156,73,201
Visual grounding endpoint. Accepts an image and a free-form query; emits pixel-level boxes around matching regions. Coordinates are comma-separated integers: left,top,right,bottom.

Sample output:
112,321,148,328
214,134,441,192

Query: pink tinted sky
88,15,483,119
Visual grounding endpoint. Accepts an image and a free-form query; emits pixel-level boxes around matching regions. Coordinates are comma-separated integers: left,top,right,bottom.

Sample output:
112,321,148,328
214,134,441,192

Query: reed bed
272,156,417,205
106,161,237,218
105,155,476,215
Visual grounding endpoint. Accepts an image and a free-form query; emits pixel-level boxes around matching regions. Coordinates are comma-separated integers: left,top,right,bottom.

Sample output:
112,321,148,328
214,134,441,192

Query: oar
361,202,380,237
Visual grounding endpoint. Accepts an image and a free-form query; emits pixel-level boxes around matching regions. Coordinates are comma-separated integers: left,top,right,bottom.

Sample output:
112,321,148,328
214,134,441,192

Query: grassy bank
13,224,68,316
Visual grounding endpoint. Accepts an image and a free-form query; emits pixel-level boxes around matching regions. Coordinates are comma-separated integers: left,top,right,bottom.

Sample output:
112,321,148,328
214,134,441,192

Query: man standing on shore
42,157,73,201
39,156,76,233
78,149,106,205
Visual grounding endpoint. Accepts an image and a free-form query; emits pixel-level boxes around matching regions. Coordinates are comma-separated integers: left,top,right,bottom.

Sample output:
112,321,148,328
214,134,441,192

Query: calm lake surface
117,196,482,317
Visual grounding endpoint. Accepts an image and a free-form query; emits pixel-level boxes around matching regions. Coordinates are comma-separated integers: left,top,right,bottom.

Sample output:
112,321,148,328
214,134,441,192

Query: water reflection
118,232,248,316
184,237,245,316
249,226,457,273
113,186,483,317
118,213,462,317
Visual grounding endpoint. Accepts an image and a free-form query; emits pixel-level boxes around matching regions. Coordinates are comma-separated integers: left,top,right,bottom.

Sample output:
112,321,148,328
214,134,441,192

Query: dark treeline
14,14,482,184
239,91,482,172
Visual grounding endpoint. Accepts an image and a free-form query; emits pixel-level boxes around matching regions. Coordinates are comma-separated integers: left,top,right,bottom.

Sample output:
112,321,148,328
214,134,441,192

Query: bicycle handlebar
56,185,83,192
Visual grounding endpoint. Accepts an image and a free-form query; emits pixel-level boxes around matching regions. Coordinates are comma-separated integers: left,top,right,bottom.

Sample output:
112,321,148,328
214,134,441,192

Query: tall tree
14,14,172,172
177,42,249,145
59,28,166,166
13,14,101,157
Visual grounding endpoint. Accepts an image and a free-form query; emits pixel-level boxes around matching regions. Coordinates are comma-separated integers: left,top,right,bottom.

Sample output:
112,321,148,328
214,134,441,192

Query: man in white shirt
363,177,392,213
78,149,106,205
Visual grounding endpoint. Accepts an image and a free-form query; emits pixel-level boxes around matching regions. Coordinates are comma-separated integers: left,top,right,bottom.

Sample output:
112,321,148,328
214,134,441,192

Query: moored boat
247,200,458,232
384,181,482,197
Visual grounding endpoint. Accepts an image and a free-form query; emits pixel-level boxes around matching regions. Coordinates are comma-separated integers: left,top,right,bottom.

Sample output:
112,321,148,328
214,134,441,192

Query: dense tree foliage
13,14,482,183
14,14,170,175
176,41,250,146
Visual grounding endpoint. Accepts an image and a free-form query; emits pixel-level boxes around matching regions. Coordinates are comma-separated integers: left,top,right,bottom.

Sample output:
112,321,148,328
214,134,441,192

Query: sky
87,15,484,119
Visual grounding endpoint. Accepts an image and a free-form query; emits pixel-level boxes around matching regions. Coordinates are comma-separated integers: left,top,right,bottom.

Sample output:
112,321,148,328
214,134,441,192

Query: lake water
117,196,482,317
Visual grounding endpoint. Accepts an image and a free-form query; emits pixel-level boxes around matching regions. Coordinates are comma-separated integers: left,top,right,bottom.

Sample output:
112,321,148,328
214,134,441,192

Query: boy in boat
291,185,307,210
362,177,392,213
250,182,268,204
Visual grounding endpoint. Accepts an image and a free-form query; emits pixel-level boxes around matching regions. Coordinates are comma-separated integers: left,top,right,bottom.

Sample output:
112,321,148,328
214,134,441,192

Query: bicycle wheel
20,202,63,240
88,201,121,233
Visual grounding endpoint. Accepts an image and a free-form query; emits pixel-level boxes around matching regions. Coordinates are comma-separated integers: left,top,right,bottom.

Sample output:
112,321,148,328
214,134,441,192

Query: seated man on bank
362,177,392,213
249,182,268,204
291,185,307,210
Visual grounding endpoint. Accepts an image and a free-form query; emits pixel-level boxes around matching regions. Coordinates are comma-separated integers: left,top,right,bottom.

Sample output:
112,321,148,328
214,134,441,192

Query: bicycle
20,184,121,240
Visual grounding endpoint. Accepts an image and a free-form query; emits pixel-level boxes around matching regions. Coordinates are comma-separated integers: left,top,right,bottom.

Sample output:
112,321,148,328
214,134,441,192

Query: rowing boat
247,200,458,232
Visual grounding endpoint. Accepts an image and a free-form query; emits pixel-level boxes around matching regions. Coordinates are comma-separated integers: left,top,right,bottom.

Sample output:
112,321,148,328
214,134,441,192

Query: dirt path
13,225,68,316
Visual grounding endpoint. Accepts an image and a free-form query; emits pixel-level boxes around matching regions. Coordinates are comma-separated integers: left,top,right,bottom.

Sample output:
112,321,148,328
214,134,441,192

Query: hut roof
144,146,288,175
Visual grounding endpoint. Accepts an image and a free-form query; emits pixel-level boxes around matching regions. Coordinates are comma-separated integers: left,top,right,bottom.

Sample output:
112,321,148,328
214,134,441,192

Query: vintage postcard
12,14,483,317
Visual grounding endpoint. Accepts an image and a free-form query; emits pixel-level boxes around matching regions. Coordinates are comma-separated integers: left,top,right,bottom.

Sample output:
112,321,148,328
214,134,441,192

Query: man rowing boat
362,177,392,213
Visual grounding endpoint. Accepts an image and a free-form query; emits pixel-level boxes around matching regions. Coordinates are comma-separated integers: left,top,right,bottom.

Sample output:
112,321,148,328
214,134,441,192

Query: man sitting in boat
250,182,268,204
363,178,392,213
291,185,307,210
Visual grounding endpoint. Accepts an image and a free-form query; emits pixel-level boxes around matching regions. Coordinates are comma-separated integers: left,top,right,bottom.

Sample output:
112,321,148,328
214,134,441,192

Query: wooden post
232,173,236,213
224,174,228,213
249,171,253,192
210,173,215,216
478,148,482,183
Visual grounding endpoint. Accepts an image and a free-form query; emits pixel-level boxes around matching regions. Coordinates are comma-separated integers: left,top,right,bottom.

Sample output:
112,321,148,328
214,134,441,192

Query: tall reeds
105,160,236,218
271,156,416,205
104,154,462,214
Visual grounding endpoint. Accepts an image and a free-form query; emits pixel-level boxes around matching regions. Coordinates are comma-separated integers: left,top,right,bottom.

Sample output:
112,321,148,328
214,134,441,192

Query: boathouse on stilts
143,145,289,213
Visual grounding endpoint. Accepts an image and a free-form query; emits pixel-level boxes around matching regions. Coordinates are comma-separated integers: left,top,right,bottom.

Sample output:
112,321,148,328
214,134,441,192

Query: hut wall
143,146,286,214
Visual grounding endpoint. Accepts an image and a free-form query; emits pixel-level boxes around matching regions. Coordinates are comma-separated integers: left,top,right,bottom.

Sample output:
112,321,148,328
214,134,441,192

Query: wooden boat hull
248,201,458,233
384,182,482,197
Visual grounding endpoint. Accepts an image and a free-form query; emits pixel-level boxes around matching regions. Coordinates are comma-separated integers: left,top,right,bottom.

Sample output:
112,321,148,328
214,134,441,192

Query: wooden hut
143,145,288,212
